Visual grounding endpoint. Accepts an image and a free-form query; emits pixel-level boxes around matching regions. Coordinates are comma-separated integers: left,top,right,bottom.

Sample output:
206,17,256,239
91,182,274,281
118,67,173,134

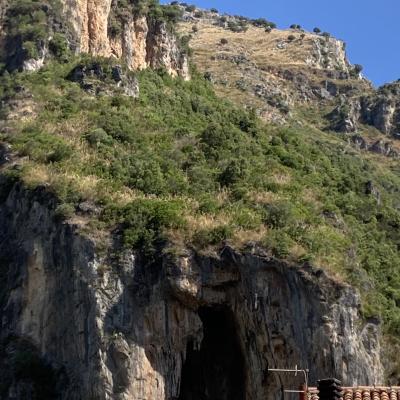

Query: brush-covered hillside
0,0,400,395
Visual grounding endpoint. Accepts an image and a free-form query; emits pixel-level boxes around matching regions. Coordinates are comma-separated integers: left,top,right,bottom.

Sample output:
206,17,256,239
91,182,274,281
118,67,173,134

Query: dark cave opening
178,306,246,400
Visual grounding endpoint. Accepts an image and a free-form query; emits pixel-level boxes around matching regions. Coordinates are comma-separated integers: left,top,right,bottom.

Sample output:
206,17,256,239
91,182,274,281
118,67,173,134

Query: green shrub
193,224,234,248
262,201,296,229
84,128,113,148
110,198,186,251
263,230,294,258
49,33,69,59
55,203,76,219
353,64,364,75
185,5,196,12
14,126,73,164
251,18,276,29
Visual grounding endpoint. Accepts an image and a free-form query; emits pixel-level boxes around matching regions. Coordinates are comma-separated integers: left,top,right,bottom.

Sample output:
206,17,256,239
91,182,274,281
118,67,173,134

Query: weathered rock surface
0,182,384,399
67,61,140,97
176,8,371,123
63,0,189,78
328,82,400,138
307,36,351,73
0,0,189,79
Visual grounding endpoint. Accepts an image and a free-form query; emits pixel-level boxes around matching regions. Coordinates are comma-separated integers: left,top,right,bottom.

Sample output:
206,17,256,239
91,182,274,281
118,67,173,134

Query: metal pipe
284,390,307,393
268,366,309,391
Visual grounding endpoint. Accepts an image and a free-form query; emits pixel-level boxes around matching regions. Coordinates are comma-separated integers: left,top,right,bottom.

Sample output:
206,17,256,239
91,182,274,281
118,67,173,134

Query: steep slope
177,7,400,150
0,1,400,398
177,7,371,122
0,184,383,398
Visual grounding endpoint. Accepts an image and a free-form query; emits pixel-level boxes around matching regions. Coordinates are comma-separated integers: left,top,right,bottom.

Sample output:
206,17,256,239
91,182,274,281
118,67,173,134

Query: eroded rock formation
0,182,383,399
0,0,189,79
328,82,400,138
63,0,189,78
308,36,350,73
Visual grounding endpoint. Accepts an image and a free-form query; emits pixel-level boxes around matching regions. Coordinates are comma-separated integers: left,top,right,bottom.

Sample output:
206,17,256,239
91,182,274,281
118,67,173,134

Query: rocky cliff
0,0,189,78
0,181,383,399
1,2,399,399
63,0,189,78
177,7,370,123
177,6,400,156
329,81,400,138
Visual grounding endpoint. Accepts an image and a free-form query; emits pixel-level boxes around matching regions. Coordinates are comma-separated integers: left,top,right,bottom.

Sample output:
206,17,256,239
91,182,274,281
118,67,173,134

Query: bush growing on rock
220,38,229,45
227,20,249,33
49,33,69,60
3,47,400,337
185,5,196,12
161,4,184,23
251,18,276,29
313,27,321,34
353,64,364,75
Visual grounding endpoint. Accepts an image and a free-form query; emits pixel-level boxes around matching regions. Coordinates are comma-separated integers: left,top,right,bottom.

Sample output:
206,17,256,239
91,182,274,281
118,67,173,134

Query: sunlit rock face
63,0,189,78
0,0,189,78
0,183,383,399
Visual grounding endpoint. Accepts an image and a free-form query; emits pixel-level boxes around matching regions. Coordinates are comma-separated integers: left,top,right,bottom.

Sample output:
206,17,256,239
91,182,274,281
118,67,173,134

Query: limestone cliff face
0,182,383,399
307,36,351,73
328,82,400,139
0,0,189,79
63,0,189,78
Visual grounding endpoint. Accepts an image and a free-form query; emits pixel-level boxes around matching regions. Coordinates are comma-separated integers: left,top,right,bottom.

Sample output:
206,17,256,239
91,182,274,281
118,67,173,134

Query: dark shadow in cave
178,306,246,400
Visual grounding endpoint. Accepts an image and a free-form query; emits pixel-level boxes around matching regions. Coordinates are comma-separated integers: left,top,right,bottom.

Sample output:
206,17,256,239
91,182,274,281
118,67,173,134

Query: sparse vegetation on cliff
1,53,400,338
1,0,400,359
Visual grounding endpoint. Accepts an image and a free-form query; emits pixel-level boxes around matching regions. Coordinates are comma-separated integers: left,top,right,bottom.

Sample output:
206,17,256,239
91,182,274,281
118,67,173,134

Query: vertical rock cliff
0,183,383,399
0,0,189,79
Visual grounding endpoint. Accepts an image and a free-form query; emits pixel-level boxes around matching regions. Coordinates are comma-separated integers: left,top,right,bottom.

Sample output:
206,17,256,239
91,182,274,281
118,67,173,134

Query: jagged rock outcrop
176,7,371,123
0,182,383,399
307,36,351,73
328,82,400,138
0,0,189,79
361,82,400,137
63,0,189,78
67,61,140,97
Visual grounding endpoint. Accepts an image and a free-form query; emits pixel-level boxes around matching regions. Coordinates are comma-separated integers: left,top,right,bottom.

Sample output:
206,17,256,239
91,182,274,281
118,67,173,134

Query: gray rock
0,182,384,399
369,139,399,157
67,62,139,97
328,81,400,138
0,143,11,166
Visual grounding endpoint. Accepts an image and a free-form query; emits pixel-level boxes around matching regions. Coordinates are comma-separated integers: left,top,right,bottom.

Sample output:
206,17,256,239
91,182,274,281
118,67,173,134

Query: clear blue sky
161,0,399,87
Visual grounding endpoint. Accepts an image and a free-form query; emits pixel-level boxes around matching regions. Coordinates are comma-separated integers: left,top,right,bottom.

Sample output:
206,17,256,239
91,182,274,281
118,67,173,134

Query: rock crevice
0,182,384,399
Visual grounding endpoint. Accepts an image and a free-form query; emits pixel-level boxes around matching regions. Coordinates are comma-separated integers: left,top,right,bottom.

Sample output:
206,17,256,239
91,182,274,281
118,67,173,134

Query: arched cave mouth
178,306,246,400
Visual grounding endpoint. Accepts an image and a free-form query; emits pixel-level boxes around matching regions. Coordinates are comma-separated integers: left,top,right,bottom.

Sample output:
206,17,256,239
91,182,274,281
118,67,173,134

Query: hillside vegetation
1,1,400,357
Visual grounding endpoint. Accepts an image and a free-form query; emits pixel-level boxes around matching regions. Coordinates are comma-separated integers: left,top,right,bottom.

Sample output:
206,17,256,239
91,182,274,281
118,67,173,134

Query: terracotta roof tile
308,387,400,400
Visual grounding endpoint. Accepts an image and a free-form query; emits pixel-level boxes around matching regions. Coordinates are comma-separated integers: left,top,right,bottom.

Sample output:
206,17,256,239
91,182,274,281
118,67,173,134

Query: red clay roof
308,387,400,400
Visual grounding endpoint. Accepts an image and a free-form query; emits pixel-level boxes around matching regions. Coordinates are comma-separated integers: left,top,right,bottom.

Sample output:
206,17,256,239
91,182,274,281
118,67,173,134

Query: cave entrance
178,306,246,400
